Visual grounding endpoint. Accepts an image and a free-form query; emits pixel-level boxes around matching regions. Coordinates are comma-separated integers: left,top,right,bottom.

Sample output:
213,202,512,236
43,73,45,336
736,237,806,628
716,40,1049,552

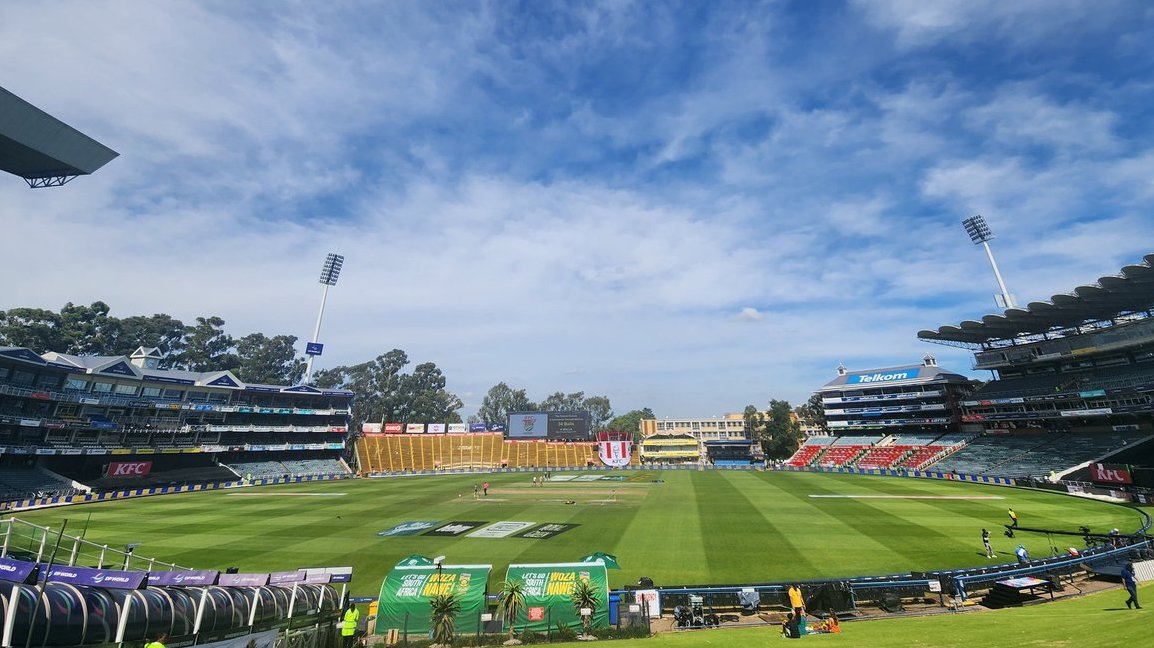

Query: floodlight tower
962,215,1016,309
304,253,345,385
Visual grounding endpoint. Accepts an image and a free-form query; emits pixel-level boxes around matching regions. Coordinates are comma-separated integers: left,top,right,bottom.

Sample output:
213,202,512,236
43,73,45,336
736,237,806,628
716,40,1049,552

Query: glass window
12,370,34,385
92,382,113,393
141,386,162,397
0,366,8,379
163,389,185,400
114,384,138,395
65,378,88,391
187,391,209,402
37,374,62,388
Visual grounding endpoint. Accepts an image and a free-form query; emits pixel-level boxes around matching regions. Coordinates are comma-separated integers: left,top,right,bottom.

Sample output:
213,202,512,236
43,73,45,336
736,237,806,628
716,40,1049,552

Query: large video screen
506,411,591,440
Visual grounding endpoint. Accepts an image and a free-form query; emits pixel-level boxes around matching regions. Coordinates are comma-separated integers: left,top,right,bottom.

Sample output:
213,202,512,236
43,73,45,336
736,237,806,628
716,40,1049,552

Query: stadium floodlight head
962,215,994,244
319,253,345,286
961,215,1016,308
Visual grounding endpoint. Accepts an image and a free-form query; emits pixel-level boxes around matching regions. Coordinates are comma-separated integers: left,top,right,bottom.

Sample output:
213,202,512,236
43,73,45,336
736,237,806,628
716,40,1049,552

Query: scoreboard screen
506,411,591,440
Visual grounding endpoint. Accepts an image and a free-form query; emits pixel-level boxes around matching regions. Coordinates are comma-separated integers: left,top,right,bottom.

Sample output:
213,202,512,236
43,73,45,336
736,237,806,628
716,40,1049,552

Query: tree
539,391,586,412
58,301,115,354
761,399,804,459
314,349,410,430
569,578,601,638
397,362,464,423
607,408,655,443
105,313,187,363
496,579,526,645
178,316,238,371
0,307,64,352
428,593,461,647
234,333,306,385
798,392,828,436
743,404,766,443
583,395,613,432
477,383,537,426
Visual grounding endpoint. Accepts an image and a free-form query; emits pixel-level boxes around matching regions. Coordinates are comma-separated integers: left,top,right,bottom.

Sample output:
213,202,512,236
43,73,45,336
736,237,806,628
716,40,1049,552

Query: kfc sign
106,461,153,477
1090,463,1132,485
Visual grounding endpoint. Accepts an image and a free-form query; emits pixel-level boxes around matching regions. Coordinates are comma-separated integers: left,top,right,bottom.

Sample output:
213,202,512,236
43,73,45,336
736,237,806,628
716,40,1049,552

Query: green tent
377,564,491,637
579,551,621,569
504,563,610,632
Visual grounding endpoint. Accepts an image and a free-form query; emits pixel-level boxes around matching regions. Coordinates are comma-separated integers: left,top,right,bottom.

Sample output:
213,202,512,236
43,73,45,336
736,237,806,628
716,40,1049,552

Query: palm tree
429,593,460,647
570,579,601,638
495,579,526,645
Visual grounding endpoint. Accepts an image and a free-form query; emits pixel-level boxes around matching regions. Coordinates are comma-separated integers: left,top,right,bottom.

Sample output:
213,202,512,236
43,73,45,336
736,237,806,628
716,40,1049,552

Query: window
0,367,8,380
163,389,185,400
141,387,162,398
187,391,209,402
92,382,113,393
12,371,34,386
65,378,88,391
37,374,62,389
114,383,138,395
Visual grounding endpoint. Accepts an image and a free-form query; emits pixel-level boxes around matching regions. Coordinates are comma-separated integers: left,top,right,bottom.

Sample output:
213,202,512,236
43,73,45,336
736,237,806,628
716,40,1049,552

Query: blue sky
3,0,1154,418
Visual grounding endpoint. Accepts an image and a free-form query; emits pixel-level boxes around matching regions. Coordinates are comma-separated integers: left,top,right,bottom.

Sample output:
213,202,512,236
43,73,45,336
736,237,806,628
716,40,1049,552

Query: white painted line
808,495,1004,500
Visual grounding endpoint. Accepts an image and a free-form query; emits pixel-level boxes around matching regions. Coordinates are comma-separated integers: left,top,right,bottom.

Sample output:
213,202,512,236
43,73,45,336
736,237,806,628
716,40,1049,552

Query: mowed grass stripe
702,471,817,581
614,471,708,586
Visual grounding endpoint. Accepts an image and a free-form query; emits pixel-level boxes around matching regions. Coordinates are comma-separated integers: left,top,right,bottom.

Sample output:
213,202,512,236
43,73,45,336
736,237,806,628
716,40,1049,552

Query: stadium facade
638,414,761,465
0,345,351,499
817,356,976,434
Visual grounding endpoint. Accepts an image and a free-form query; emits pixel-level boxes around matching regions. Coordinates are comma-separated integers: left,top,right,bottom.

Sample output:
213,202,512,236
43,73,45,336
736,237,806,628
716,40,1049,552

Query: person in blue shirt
1121,562,1141,609
1015,545,1029,564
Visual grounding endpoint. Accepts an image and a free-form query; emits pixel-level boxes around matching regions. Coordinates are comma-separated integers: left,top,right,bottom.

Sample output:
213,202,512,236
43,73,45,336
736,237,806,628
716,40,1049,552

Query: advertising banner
148,570,219,587
45,566,146,589
423,521,486,537
512,523,580,540
384,423,405,434
426,423,447,434
0,557,37,584
218,573,270,587
504,563,609,632
468,422,488,432
362,423,383,434
1090,463,1133,484
448,423,468,434
467,521,537,538
405,423,426,434
379,521,440,537
598,440,631,467
377,564,491,636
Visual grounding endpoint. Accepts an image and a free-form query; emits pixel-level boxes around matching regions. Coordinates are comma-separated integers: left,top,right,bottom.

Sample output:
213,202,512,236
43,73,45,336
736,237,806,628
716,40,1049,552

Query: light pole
962,215,1016,309
304,253,344,385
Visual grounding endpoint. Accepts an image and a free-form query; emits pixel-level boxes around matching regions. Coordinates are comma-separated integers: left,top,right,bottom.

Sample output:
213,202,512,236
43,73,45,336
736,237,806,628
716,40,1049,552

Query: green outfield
9,470,1145,597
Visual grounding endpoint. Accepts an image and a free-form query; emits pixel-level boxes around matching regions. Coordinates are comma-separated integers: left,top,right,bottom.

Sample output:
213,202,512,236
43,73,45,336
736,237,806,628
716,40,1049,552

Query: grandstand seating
855,445,912,469
0,468,76,500
356,433,627,473
786,444,824,467
927,432,1147,477
816,445,867,467
225,458,348,479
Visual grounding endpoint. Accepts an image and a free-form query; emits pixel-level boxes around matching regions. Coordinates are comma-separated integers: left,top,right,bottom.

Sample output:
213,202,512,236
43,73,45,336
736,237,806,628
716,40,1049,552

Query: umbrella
579,551,621,569
396,554,434,567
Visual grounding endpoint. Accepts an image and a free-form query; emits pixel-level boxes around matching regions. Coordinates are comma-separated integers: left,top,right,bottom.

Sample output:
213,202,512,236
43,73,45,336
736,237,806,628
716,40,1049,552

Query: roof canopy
919,253,1154,346
0,85,118,187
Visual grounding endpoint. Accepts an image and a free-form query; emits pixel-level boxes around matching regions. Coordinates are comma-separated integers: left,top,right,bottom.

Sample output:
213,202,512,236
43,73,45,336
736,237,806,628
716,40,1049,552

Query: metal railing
0,516,189,570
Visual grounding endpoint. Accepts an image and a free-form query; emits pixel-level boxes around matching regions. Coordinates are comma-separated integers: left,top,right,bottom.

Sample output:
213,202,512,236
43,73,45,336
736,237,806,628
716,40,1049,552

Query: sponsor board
1090,463,1133,484
448,423,468,433
846,368,920,384
513,523,580,539
378,521,440,537
424,521,486,537
598,440,631,467
384,423,405,433
426,423,447,434
362,423,382,434
405,423,426,434
467,521,537,538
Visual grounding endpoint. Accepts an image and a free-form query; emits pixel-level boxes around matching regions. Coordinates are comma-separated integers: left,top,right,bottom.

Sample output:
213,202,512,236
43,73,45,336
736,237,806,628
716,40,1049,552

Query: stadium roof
818,361,971,391
0,85,118,188
919,253,1154,346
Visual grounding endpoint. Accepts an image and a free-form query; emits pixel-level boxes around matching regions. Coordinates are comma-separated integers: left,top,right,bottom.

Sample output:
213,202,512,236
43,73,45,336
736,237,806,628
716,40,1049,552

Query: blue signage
306,342,324,356
846,368,920,384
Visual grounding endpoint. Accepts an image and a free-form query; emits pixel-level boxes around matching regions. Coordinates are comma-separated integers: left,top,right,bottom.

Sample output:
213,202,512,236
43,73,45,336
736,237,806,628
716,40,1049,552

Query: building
0,345,352,498
640,413,749,441
817,356,976,435
919,252,1154,438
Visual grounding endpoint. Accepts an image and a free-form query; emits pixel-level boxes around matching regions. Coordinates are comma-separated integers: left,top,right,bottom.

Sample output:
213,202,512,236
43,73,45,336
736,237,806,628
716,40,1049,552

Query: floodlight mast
304,253,344,385
962,215,1016,309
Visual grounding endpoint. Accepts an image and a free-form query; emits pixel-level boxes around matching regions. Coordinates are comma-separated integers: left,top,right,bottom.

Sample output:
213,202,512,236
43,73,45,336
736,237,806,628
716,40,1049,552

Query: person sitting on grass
781,612,800,639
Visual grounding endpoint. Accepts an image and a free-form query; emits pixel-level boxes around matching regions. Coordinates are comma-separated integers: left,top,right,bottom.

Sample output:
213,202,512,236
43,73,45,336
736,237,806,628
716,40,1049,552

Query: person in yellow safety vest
144,633,166,648
342,602,361,648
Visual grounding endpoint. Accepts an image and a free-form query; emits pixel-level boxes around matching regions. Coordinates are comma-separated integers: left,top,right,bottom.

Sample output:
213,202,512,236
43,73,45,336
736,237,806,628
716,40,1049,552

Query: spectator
1015,545,1029,564
1122,562,1141,609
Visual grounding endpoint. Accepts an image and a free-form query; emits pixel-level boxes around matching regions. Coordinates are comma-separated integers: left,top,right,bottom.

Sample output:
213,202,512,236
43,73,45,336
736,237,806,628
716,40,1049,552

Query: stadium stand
918,252,1154,483
356,432,625,472
0,345,351,501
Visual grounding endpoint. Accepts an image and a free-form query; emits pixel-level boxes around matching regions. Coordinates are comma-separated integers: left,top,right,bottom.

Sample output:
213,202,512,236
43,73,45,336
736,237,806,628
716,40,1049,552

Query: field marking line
227,492,347,497
808,495,1005,500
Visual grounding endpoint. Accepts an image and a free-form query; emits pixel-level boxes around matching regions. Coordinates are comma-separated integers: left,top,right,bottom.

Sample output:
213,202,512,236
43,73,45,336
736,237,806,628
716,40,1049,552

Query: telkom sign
106,461,153,477
846,368,920,384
